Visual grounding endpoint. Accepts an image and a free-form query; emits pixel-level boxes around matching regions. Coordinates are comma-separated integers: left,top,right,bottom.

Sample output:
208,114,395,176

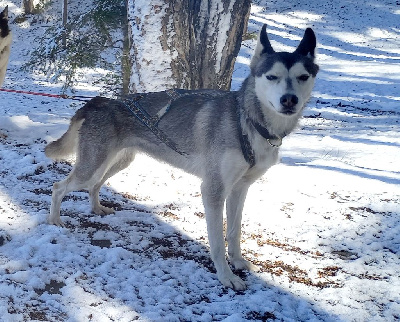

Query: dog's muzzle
280,94,298,115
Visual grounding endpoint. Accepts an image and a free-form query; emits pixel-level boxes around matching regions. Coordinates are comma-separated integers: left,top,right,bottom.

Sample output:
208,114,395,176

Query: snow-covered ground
0,0,399,321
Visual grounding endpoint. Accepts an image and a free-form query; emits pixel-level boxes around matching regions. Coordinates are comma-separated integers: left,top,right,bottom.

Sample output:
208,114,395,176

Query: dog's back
0,6,11,87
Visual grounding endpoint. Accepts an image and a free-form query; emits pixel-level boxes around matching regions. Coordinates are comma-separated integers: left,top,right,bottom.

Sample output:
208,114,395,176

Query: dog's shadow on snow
10,159,340,321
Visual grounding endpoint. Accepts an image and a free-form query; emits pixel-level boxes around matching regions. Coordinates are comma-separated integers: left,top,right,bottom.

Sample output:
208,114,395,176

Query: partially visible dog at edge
45,25,319,290
0,6,11,88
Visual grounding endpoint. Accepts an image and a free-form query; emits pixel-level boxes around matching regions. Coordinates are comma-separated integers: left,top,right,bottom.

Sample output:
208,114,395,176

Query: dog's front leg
201,181,246,291
226,181,259,272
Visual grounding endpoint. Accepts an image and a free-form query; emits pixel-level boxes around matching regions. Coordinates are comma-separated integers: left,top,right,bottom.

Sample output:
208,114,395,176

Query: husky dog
45,25,318,290
0,6,11,87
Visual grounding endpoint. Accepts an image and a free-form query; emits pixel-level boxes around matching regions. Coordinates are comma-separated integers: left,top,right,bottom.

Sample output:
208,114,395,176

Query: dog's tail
45,114,84,160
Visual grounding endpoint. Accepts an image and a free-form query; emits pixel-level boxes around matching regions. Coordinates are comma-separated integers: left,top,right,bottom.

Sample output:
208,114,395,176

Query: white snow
0,0,399,321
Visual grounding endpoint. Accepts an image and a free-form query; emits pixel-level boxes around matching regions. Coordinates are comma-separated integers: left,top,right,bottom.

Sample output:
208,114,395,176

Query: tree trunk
62,0,68,49
23,0,34,14
127,0,251,93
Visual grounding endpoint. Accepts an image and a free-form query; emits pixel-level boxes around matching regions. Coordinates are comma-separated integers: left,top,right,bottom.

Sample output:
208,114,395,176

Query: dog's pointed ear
250,24,275,71
295,28,317,58
1,6,9,20
259,24,275,55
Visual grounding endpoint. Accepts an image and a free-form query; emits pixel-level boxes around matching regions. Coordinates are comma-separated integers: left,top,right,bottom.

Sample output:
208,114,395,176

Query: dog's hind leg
89,149,135,215
49,169,87,226
201,178,247,291
49,144,119,226
226,179,259,272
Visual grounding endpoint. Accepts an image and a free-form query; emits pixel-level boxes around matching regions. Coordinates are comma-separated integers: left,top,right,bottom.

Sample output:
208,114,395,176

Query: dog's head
0,6,10,39
251,25,319,116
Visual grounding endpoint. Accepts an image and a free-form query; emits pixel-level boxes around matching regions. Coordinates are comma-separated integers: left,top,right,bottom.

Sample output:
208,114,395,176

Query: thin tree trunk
23,0,34,14
127,0,251,93
62,0,68,49
121,0,131,95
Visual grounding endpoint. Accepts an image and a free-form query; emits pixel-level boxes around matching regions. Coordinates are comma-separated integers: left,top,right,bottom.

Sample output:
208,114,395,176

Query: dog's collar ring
267,136,282,148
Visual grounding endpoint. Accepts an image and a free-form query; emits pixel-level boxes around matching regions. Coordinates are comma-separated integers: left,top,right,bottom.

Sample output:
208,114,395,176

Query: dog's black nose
280,94,298,109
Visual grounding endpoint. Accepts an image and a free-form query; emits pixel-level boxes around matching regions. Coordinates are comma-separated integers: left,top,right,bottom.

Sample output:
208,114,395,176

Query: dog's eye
266,75,278,81
297,74,310,81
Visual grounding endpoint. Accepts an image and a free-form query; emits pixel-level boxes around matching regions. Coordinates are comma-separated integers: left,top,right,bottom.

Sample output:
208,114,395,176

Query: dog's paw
92,205,115,216
218,272,247,291
231,258,260,272
48,216,65,227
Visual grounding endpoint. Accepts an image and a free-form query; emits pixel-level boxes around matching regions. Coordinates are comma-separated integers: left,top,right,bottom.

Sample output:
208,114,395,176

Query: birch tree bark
127,0,251,93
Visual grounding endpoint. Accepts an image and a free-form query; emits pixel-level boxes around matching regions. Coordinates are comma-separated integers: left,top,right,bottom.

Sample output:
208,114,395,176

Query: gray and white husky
0,6,11,87
45,25,319,290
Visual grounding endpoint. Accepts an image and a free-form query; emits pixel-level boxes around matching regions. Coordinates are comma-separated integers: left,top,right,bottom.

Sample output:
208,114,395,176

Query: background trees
26,0,251,94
